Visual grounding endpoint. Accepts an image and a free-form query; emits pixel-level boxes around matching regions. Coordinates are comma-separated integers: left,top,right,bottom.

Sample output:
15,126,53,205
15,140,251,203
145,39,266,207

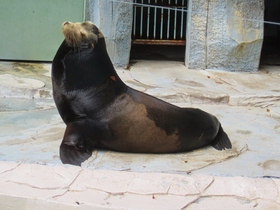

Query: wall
87,0,133,68
185,0,208,70
185,0,264,72
0,0,85,61
88,0,264,71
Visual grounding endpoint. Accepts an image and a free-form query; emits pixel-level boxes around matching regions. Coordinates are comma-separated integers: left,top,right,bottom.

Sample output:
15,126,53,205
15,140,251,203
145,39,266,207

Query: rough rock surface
186,0,264,71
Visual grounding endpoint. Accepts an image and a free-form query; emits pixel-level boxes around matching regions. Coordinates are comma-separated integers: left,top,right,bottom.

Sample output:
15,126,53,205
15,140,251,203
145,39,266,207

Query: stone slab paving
129,60,280,107
0,162,279,210
0,61,280,209
1,98,279,178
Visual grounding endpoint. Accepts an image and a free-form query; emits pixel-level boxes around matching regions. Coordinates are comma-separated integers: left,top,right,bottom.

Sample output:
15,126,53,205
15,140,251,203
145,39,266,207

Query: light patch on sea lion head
62,21,104,48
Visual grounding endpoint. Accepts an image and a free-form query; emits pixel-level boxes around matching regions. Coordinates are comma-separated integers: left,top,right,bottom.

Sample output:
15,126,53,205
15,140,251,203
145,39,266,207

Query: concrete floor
0,60,280,209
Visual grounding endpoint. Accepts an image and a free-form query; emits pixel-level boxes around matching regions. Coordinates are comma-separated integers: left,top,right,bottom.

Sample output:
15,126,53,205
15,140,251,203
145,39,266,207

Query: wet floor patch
0,61,52,89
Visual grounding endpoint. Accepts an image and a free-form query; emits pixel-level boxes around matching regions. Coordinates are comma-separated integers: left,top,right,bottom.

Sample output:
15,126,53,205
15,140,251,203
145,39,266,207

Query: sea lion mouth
62,21,101,48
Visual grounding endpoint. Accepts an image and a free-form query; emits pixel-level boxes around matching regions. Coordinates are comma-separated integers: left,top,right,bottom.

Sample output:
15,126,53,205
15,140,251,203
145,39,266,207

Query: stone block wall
186,0,264,71
87,0,133,68
185,0,209,70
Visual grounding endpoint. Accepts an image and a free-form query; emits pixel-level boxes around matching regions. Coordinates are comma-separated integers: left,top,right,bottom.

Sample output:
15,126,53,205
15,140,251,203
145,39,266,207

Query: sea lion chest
58,49,118,121
63,49,107,90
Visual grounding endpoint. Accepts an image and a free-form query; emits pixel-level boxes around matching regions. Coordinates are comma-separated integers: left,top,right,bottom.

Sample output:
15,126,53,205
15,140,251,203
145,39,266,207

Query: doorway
261,0,280,65
130,0,188,62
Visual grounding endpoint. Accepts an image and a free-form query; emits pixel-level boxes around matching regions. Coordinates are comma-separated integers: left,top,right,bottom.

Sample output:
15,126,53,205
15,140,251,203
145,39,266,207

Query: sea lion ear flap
97,28,104,39
89,33,99,48
92,24,104,38
85,24,100,48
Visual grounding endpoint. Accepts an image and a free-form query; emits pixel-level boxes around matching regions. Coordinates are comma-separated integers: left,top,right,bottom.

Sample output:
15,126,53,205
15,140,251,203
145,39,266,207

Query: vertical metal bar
180,0,184,40
133,0,136,39
167,0,170,39
153,0,157,39
160,0,163,39
173,0,177,40
140,0,144,38
147,0,150,39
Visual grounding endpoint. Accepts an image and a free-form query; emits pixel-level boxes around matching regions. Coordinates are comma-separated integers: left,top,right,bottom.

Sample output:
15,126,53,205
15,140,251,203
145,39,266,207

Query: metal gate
132,0,188,46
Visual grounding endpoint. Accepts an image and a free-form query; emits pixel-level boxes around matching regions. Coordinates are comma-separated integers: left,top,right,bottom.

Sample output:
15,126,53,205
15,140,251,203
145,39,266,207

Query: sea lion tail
211,124,232,150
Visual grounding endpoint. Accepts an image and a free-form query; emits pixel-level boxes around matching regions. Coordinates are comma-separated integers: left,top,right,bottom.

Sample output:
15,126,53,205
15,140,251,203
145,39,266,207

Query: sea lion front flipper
59,124,92,166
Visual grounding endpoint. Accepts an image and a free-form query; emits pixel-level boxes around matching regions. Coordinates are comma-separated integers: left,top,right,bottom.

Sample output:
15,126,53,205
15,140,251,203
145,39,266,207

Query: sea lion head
62,21,104,48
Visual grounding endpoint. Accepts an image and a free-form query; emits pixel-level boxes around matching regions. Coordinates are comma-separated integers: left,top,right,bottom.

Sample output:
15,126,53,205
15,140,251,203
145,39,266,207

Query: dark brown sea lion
52,21,232,166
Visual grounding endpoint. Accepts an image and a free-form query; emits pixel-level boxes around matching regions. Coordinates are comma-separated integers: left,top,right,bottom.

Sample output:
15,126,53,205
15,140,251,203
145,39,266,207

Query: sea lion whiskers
65,31,80,48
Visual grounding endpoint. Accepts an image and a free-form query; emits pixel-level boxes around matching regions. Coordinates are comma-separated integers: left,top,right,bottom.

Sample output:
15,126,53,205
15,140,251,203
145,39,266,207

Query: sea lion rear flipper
59,124,92,166
211,124,232,150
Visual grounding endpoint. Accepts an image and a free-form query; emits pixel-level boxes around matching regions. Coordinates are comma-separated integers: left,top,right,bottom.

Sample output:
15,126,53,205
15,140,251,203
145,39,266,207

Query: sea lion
52,21,232,166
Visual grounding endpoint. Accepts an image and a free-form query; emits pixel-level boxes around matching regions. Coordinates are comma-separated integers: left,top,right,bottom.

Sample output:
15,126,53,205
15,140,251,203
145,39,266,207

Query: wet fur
52,21,232,166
